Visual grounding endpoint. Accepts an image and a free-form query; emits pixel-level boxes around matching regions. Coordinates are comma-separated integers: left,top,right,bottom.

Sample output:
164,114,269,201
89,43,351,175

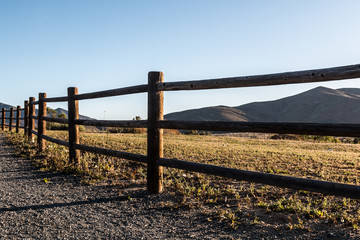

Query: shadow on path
0,196,129,212
1,171,80,182
0,168,39,174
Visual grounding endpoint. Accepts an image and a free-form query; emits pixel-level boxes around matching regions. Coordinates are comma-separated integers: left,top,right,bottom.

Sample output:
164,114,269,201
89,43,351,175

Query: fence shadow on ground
0,196,129,212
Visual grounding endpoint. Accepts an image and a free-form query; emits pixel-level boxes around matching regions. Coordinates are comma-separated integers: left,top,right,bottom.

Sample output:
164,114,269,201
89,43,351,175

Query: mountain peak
303,86,335,95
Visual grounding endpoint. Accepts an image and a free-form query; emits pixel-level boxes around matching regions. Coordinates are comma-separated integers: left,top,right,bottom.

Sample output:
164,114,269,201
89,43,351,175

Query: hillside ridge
165,86,360,124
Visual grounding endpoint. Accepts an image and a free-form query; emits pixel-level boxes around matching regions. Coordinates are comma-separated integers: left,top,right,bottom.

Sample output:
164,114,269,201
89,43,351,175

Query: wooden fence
1,64,360,198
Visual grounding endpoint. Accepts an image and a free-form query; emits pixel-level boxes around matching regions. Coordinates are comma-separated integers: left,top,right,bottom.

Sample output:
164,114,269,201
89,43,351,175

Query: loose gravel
0,133,358,239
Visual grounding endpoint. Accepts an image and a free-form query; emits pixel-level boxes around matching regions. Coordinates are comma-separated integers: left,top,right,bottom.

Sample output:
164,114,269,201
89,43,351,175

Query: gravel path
0,133,358,239
0,133,240,239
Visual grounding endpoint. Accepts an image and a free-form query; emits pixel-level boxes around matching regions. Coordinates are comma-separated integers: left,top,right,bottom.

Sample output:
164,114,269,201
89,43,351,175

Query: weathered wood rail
1,64,360,198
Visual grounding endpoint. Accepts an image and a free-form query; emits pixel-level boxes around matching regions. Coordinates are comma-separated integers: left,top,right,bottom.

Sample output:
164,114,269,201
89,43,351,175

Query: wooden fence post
24,100,29,136
68,87,80,165
9,107,14,131
37,93,47,152
1,108,5,131
147,71,164,194
28,97,35,142
16,106,20,133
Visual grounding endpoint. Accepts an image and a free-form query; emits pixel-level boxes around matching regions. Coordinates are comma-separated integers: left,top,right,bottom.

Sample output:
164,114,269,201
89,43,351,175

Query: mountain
165,87,360,124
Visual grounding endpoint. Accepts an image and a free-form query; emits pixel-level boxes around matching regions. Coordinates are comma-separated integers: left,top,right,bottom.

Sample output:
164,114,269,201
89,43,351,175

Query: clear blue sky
1,0,360,120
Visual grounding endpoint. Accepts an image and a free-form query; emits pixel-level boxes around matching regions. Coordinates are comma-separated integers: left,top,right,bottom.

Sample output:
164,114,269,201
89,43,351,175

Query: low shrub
107,127,146,134
270,134,300,140
183,130,211,135
301,135,341,143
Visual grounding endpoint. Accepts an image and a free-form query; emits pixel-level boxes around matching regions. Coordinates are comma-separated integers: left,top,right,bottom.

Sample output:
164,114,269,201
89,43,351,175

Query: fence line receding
1,63,360,198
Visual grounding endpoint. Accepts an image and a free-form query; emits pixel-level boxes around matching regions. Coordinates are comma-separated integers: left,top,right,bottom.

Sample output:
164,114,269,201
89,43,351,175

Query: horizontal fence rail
158,64,360,91
43,116,69,124
74,144,147,163
74,119,147,128
157,158,360,199
44,96,68,103
1,63,360,198
159,121,360,137
41,135,69,147
75,84,148,100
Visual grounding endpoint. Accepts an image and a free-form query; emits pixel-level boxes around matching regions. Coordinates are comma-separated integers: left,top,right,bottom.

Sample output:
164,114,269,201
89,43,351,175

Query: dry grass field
6,130,360,232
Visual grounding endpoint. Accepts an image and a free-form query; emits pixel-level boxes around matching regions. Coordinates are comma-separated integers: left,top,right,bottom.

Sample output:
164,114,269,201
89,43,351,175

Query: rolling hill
165,87,360,124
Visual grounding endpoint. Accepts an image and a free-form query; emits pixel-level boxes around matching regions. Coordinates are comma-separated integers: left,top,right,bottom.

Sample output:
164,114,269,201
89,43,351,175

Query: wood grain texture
37,93,47,152
75,84,148,100
9,107,13,132
158,120,360,137
147,72,164,194
15,106,20,133
43,96,68,103
42,134,69,147
68,87,80,165
43,116,69,124
74,119,147,128
157,158,360,199
28,97,35,142
158,64,360,91
74,144,147,163
1,108,5,131
24,100,29,136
